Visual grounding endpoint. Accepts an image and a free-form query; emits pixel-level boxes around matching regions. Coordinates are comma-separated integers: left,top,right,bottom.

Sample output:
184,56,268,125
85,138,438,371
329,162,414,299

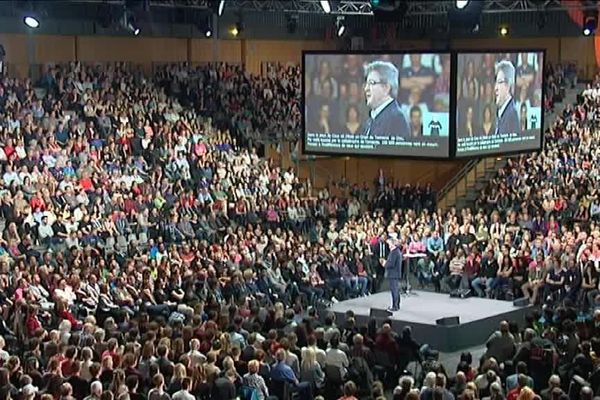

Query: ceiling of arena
0,0,594,40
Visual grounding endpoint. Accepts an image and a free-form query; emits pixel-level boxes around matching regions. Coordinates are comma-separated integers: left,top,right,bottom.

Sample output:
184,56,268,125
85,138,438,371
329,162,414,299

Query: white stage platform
328,290,532,352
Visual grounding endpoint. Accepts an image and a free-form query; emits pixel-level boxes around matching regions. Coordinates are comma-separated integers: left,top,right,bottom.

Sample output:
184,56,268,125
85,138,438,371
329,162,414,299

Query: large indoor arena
0,0,597,399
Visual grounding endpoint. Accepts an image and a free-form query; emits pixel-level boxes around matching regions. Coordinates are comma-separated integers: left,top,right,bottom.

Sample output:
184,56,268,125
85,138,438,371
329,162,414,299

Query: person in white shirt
38,216,55,244
186,339,207,367
0,336,9,365
324,336,349,376
172,377,195,400
583,83,593,98
3,164,20,186
29,274,54,311
54,278,77,306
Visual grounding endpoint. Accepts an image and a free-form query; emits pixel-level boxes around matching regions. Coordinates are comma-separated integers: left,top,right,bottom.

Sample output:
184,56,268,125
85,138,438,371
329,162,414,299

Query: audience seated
0,58,598,400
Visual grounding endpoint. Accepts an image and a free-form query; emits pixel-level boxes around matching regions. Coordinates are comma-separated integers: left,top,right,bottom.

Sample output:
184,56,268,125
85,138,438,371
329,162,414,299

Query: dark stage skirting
328,290,533,352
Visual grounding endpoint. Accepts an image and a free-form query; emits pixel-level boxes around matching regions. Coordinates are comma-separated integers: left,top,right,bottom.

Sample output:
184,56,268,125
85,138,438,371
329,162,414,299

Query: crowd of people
176,61,302,144
543,62,577,113
0,54,597,400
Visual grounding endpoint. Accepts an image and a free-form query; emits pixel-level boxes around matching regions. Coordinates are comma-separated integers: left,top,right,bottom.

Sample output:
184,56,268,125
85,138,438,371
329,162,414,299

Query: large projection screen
454,50,545,157
303,52,451,158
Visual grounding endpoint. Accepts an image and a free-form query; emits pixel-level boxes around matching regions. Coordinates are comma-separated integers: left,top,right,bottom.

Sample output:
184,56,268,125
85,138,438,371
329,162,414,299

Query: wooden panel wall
77,37,188,63
34,35,76,63
0,33,28,77
295,156,466,191
189,39,242,64
189,39,215,63
244,40,335,75
0,34,591,75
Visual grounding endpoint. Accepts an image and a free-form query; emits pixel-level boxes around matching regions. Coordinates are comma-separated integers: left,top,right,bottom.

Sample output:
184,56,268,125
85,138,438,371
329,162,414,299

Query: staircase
437,156,506,211
438,82,586,212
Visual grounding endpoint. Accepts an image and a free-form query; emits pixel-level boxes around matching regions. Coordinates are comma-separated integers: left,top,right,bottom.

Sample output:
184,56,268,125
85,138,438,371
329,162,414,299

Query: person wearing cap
384,235,403,312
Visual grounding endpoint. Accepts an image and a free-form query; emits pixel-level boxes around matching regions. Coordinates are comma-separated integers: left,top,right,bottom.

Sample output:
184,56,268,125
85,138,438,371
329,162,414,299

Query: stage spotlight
23,15,40,28
197,15,213,37
336,16,346,37
126,14,140,35
499,25,508,36
218,0,225,16
320,0,331,14
456,0,470,9
583,10,598,36
231,19,243,37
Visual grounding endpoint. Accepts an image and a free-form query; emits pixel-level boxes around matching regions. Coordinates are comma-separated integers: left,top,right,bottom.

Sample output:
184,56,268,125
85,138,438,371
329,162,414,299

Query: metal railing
436,157,480,210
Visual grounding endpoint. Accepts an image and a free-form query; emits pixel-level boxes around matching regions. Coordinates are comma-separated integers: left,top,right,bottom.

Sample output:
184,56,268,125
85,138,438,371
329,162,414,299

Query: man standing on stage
371,232,389,293
385,235,403,312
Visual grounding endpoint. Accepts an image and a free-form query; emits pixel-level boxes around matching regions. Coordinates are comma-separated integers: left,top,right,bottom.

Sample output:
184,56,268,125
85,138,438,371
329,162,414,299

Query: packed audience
153,62,302,145
543,62,577,113
0,56,597,400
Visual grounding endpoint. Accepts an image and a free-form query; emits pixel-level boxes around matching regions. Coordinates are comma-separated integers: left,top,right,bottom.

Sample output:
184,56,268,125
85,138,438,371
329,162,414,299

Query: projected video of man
455,51,544,156
304,52,450,158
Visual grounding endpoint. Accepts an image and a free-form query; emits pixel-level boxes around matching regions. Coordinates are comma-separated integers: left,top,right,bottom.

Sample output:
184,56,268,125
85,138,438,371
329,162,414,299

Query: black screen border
301,49,453,160
451,48,546,159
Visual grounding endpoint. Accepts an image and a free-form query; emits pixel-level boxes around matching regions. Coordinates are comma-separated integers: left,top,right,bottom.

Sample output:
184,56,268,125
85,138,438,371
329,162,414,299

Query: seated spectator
485,321,516,364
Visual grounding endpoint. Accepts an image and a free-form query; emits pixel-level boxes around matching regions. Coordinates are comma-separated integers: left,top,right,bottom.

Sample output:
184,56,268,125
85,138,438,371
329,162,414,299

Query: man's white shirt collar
497,96,512,119
370,97,394,120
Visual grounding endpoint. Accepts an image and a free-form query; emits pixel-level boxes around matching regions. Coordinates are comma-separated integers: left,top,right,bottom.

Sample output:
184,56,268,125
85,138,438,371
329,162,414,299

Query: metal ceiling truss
401,0,597,16
201,1,374,16
142,0,598,15
49,0,600,16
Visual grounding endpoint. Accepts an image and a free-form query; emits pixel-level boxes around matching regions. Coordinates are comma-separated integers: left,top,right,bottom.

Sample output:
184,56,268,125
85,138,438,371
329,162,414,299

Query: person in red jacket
56,300,81,331
506,375,535,400
25,305,42,338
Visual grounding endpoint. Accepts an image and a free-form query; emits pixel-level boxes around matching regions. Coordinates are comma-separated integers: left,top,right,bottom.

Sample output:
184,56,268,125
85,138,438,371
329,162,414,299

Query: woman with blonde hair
421,371,436,392
168,363,187,395
460,388,478,400
109,368,127,396
218,332,232,358
465,382,479,397
273,302,285,321
300,347,325,391
517,387,535,400
243,359,270,400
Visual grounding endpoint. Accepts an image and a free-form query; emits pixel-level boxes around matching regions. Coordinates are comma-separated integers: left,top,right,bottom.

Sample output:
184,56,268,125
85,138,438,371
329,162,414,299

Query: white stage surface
328,290,532,351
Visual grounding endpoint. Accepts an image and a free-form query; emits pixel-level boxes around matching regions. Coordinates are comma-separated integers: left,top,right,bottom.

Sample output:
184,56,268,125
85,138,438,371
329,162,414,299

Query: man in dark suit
370,233,389,293
384,235,403,312
494,60,520,135
212,369,237,400
362,60,409,137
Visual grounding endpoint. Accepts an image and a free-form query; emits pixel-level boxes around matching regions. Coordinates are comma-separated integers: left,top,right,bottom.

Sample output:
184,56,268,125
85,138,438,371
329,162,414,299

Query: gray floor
329,290,522,325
